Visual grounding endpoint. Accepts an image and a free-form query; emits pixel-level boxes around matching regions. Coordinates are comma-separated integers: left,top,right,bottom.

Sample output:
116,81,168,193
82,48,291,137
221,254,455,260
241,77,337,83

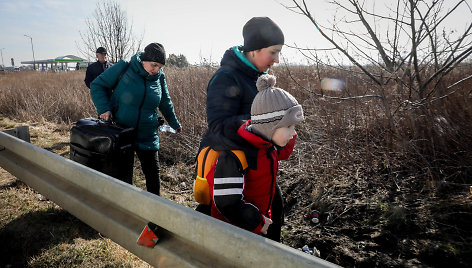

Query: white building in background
21,55,87,71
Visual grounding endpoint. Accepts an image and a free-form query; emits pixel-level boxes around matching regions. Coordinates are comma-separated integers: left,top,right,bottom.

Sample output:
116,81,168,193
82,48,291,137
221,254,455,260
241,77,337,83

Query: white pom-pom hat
250,74,304,141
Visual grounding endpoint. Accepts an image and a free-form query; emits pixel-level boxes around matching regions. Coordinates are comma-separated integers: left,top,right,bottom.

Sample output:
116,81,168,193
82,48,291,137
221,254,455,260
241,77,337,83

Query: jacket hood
237,120,274,150
237,120,275,170
130,52,161,81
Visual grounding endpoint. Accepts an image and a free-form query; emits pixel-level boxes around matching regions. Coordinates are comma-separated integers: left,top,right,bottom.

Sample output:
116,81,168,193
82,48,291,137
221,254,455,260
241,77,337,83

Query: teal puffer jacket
90,52,181,150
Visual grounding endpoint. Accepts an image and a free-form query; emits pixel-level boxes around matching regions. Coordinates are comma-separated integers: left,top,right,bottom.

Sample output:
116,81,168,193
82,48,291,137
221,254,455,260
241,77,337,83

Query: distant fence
0,128,340,268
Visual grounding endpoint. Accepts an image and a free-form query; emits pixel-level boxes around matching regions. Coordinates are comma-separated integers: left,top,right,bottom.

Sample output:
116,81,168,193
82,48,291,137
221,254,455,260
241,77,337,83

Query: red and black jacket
210,120,296,234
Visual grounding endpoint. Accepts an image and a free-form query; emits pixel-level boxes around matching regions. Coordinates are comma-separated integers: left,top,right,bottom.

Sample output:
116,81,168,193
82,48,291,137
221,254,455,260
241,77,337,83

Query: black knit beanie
141,43,166,65
243,17,284,52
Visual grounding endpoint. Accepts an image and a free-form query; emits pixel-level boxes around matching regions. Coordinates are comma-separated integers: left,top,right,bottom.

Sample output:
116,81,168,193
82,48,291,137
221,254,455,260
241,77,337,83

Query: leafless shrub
272,63,472,184
158,66,217,163
0,64,470,182
283,0,472,146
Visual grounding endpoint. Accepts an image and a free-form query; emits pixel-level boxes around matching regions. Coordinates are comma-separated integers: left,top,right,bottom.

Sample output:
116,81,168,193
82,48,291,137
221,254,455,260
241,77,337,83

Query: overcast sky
0,0,470,66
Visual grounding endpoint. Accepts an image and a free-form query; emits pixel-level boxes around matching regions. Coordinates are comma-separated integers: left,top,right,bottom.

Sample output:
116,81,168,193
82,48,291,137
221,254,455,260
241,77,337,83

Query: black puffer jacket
84,61,111,88
200,46,265,150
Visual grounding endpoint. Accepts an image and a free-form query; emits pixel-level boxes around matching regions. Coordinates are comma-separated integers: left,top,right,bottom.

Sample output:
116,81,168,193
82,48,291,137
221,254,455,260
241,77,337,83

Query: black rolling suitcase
70,118,135,184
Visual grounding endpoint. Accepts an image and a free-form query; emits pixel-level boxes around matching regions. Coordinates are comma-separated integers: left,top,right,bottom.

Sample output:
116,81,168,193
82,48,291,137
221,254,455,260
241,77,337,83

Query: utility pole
24,34,36,70
0,48,4,68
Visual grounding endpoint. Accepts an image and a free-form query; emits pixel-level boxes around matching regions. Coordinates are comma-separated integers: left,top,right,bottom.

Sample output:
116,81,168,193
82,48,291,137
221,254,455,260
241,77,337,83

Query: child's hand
261,215,273,234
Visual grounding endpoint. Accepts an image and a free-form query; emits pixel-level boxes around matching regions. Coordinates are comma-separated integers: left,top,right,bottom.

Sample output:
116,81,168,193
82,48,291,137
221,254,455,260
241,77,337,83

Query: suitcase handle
97,118,115,127
97,118,135,133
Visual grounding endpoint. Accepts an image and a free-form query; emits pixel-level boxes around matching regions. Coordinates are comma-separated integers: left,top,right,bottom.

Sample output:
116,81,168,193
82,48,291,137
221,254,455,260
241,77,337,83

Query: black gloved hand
157,116,165,127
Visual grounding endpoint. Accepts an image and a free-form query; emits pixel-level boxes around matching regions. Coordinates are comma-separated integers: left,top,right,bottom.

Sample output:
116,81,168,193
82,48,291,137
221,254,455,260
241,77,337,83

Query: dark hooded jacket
200,46,266,150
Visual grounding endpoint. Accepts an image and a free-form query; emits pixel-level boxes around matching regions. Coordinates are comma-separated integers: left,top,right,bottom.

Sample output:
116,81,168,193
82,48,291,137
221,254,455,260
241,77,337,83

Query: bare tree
282,0,472,131
77,0,143,63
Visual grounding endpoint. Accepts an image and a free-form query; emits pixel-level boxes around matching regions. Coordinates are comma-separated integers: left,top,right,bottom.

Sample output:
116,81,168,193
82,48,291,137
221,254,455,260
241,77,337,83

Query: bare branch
291,0,382,85
76,0,142,63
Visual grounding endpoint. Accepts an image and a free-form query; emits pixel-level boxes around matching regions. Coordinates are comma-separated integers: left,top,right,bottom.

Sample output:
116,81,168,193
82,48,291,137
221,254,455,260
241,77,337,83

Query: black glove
157,116,165,127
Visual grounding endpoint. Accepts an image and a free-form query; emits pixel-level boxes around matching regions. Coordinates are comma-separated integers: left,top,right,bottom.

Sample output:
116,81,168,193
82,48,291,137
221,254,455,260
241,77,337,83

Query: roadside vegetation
0,66,471,267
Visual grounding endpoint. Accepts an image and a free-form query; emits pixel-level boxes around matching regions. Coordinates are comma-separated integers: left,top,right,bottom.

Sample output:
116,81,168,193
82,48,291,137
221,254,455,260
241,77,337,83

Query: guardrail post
1,125,30,143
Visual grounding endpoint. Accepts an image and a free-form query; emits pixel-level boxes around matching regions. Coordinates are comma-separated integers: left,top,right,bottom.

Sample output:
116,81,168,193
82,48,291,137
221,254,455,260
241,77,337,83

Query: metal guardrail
0,129,340,268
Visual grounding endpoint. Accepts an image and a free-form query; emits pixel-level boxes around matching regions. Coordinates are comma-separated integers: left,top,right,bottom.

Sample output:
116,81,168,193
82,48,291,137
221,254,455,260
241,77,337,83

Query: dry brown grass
0,71,96,124
2,67,471,177
1,65,472,267
0,118,152,267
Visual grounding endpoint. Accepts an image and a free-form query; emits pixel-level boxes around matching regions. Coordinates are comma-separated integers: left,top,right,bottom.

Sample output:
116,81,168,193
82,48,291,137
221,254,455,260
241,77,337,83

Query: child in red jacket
210,74,304,240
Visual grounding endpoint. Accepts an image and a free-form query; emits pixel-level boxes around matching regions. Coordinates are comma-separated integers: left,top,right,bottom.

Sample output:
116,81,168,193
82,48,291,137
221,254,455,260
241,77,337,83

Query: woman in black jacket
200,17,285,150
198,17,286,242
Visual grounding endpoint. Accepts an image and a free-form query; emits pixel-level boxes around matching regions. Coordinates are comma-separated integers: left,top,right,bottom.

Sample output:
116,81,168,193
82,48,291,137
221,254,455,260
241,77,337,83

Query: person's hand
99,111,112,121
176,127,182,133
261,215,272,235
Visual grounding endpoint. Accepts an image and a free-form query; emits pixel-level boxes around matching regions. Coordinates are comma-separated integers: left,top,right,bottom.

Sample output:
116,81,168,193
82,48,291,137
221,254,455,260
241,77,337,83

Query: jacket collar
233,46,270,74
237,120,274,150
220,46,263,79
131,52,162,81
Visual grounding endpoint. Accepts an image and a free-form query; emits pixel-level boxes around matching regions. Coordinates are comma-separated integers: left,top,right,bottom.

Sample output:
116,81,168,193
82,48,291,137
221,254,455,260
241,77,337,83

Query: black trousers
266,184,284,242
135,149,161,196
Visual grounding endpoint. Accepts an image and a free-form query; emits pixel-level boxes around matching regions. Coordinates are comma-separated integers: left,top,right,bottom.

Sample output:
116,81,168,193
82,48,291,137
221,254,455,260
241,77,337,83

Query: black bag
70,118,135,184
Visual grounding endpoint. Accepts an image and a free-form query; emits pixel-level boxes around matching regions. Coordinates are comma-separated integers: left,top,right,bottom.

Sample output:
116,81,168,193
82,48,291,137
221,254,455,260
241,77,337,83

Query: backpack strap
195,146,220,205
156,74,165,125
229,150,248,171
197,147,221,178
194,147,248,205
109,62,131,121
197,147,248,176
107,62,130,98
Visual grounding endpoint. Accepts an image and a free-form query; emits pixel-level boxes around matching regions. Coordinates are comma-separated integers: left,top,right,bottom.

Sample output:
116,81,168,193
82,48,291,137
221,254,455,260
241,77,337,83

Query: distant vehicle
3,66,17,71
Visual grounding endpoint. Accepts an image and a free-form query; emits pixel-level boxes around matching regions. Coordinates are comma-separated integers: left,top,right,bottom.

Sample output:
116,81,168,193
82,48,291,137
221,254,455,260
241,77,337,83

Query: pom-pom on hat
141,43,166,65
243,17,284,52
251,74,304,141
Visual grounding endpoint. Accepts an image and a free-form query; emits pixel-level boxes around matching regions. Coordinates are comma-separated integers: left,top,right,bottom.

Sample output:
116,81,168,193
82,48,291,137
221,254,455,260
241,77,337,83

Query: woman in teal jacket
90,43,182,196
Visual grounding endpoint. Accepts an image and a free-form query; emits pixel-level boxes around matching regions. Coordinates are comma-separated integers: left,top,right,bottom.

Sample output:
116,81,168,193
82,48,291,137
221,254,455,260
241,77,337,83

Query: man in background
84,47,111,88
